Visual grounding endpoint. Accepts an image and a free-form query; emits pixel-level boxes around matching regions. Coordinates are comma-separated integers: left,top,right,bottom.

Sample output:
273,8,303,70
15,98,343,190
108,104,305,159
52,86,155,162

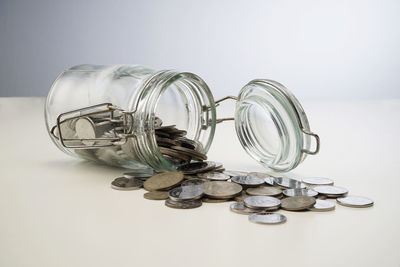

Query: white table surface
0,97,399,267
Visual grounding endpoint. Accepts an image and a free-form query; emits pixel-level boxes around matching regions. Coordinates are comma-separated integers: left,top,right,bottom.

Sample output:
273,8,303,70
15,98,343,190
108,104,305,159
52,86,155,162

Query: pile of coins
154,125,207,164
111,163,374,225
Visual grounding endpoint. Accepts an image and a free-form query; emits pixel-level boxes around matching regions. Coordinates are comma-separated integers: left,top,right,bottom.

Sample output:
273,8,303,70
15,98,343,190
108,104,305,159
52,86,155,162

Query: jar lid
234,79,319,172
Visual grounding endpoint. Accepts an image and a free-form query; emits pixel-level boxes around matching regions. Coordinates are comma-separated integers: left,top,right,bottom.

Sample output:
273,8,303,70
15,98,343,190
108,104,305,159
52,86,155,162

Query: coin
143,191,169,200
170,145,207,161
201,181,242,199
168,185,203,201
196,172,230,181
223,170,248,177
181,178,205,186
156,125,177,131
248,212,287,225
231,176,265,187
123,172,154,178
111,177,129,187
283,188,318,197
111,177,143,190
234,191,251,202
202,197,232,203
336,196,374,208
165,198,202,209
313,186,348,198
246,187,282,197
309,199,336,211
244,196,281,210
281,196,316,211
156,136,180,147
75,117,96,145
212,167,225,173
159,147,192,161
302,177,334,186
248,172,275,186
177,161,222,174
274,177,306,189
143,172,184,191
230,202,259,215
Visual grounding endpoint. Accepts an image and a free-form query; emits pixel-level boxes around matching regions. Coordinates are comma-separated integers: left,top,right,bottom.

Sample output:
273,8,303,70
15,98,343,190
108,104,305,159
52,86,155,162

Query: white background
1,0,400,99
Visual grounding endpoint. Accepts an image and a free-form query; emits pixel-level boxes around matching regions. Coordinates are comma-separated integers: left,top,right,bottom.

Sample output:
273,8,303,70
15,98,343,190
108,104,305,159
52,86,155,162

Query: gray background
1,0,399,99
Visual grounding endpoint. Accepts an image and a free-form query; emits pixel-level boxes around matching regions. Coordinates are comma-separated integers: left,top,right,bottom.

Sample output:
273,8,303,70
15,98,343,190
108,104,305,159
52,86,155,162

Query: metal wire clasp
214,95,238,123
50,103,134,149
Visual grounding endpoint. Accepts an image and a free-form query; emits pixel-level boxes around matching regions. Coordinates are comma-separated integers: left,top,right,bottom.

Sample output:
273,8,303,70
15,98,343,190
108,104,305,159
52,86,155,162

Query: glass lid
234,79,320,172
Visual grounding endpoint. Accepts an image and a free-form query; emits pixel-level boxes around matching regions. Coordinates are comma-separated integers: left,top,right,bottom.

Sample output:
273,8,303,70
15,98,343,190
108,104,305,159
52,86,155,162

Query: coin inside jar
231,176,265,187
168,185,203,201
177,161,222,175
201,181,242,199
244,196,281,210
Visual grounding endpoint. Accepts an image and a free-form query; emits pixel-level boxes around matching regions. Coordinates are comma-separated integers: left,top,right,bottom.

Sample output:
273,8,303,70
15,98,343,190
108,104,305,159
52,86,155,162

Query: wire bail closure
50,103,134,149
213,88,320,156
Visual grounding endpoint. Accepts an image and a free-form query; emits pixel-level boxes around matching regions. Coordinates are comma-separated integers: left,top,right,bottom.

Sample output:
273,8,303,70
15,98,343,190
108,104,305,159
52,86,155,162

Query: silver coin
75,117,96,145
274,177,306,189
248,212,287,225
309,199,336,211
181,178,205,186
202,197,233,203
165,198,202,209
337,196,374,208
230,202,259,215
283,188,318,197
231,176,265,187
223,170,248,177
313,186,348,198
244,196,281,210
302,177,334,186
197,172,230,181
111,177,143,190
168,186,203,201
248,172,275,186
123,171,154,178
246,187,282,197
177,161,222,174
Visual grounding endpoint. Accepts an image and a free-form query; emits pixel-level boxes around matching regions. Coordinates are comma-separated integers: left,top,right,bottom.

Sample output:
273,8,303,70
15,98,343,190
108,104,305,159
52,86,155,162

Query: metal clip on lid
50,103,134,148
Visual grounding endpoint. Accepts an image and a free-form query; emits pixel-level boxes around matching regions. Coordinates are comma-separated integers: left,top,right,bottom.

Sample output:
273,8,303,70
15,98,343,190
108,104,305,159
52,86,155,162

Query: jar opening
235,79,311,172
133,71,216,171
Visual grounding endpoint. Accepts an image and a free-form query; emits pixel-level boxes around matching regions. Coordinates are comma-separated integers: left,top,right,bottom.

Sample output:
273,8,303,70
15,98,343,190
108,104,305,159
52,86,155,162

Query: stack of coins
155,125,207,164
111,168,374,225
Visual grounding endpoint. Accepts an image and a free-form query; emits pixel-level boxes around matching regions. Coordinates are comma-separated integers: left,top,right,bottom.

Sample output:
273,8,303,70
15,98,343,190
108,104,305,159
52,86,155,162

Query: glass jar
45,64,216,170
45,64,319,172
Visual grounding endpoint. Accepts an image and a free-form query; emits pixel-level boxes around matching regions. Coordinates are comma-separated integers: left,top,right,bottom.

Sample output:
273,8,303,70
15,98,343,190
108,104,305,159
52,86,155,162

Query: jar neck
131,70,216,171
